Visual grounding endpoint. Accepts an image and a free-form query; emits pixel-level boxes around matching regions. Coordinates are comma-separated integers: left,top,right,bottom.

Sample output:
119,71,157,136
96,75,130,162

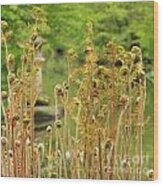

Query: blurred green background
1,1,154,169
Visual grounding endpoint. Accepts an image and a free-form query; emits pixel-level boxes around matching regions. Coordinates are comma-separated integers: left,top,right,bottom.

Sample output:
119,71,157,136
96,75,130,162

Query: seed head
94,147,99,157
6,54,15,71
26,137,31,146
63,81,69,90
31,29,38,41
15,140,21,148
122,159,130,168
106,42,114,49
120,66,129,76
46,125,52,133
91,115,96,123
108,166,113,174
55,84,63,97
133,54,141,64
119,94,129,106
97,111,104,119
73,97,80,105
115,59,123,68
135,96,141,105
34,36,46,50
38,143,44,153
125,125,130,133
84,46,93,54
117,46,125,54
21,55,28,64
54,120,62,128
131,46,141,55
23,116,30,126
104,166,108,173
1,91,8,99
1,137,8,146
146,169,154,179
13,114,20,121
92,88,98,98
105,138,112,150
67,48,78,62
1,20,8,30
8,73,16,84
1,125,6,132
8,149,13,158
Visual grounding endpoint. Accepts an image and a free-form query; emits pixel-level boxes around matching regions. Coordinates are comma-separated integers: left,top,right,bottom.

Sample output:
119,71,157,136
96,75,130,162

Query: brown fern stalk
109,43,116,179
11,120,17,176
98,129,103,179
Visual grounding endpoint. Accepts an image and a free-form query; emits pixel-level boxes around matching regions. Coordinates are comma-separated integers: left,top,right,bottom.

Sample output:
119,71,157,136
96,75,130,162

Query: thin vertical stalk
98,130,103,179
11,121,17,177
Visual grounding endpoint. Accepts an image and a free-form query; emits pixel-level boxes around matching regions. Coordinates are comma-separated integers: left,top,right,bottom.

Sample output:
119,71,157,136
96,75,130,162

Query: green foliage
1,2,154,92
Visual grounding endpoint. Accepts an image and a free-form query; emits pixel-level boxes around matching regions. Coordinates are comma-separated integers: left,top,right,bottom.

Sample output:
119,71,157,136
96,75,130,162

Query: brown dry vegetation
1,7,153,180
